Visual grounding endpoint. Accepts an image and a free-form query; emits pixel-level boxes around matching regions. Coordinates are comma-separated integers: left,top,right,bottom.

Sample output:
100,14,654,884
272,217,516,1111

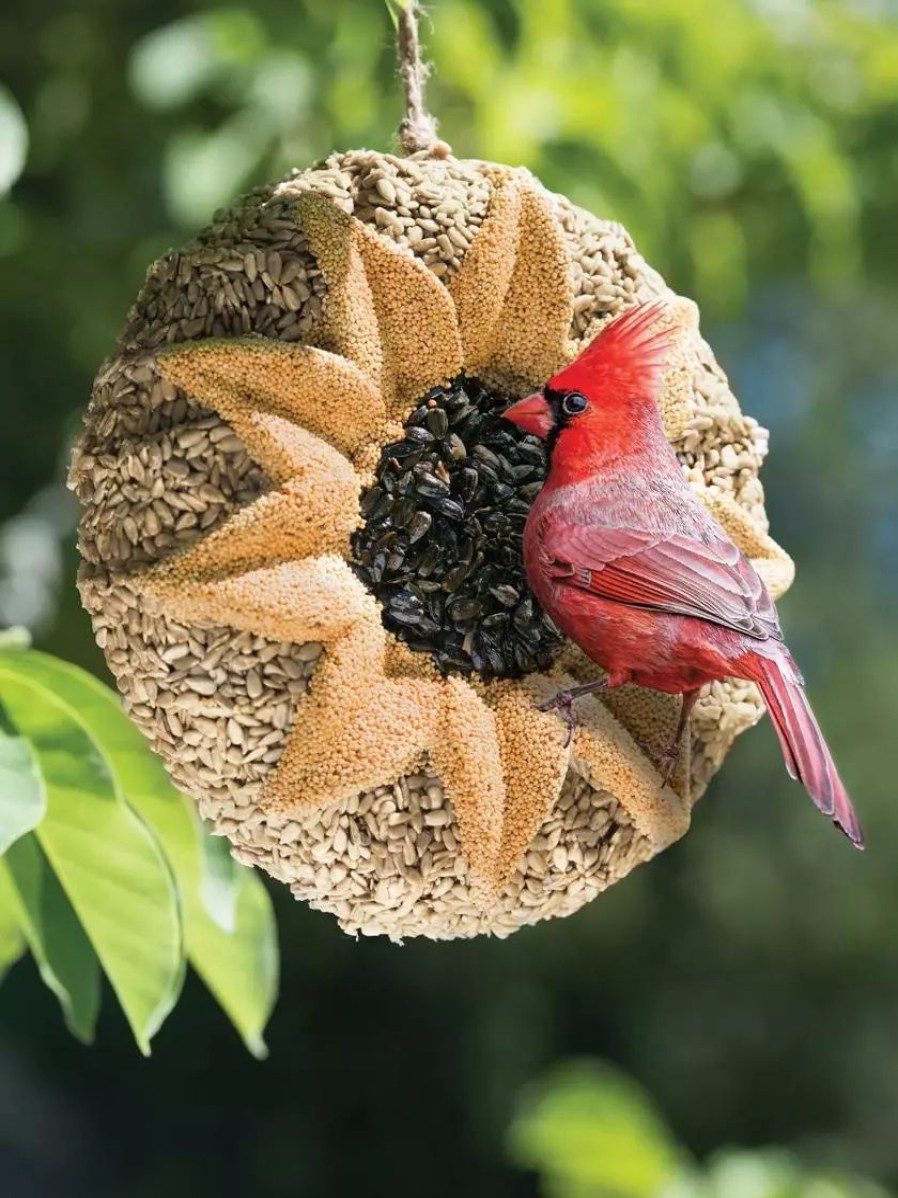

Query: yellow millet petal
448,173,522,376
753,557,795,601
488,677,572,886
355,213,464,415
383,636,442,682
142,556,373,645
295,192,386,394
215,412,359,488
262,618,440,811
136,472,357,583
296,191,463,416
126,416,359,582
159,338,388,458
428,675,506,900
571,693,691,848
477,175,577,395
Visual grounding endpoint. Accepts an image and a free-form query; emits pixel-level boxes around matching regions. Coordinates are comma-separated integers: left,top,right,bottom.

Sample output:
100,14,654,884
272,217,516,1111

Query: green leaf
508,1059,687,1198
0,85,28,195
139,790,277,1058
5,652,277,1055
383,0,407,28
186,856,278,1060
199,830,239,933
0,713,46,854
122,793,277,1058
0,657,183,1055
0,835,100,1043
0,867,25,981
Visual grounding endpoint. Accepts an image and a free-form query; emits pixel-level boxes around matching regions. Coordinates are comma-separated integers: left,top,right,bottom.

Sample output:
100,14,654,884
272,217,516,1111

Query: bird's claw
657,748,680,786
636,738,681,786
536,690,577,748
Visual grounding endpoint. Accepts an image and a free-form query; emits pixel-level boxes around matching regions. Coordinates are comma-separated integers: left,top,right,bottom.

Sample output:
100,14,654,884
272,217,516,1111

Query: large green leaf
0,713,46,854
185,856,278,1060
0,657,183,1055
143,794,277,1059
0,834,100,1043
109,746,278,1058
0,867,25,981
5,651,277,1055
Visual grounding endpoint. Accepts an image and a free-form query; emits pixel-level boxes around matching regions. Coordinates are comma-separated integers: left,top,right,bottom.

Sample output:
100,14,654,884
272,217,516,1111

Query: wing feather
544,520,781,641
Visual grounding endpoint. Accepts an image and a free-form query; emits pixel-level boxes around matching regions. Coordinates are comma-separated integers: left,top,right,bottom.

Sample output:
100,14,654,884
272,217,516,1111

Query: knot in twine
396,2,453,159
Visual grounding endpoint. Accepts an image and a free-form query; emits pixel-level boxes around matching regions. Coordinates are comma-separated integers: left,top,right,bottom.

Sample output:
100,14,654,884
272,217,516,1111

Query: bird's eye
561,391,588,417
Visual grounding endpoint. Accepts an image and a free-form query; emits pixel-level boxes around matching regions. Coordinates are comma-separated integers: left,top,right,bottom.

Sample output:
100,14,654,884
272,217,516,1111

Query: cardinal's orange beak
502,391,554,440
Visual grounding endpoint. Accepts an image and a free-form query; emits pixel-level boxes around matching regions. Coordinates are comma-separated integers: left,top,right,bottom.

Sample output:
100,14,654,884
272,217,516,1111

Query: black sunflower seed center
352,375,563,679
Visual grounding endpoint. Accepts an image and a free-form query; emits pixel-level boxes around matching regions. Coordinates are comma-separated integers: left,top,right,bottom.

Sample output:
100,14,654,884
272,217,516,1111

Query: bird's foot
536,690,577,748
637,739,681,786
536,678,619,748
657,744,681,786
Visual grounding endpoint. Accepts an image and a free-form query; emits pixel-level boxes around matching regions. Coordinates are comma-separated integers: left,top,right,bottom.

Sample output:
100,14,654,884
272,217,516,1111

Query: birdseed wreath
70,150,794,940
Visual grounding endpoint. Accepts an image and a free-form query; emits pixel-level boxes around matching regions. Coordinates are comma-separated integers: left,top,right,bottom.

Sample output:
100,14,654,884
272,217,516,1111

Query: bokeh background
2,1,898,1195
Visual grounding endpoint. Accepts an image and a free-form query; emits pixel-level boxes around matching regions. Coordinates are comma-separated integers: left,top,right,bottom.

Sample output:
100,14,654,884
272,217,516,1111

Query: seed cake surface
70,151,793,939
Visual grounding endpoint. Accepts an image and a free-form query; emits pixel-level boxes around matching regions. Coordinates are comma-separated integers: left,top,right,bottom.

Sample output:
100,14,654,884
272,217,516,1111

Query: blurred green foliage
1,2,897,1196
119,0,898,308
0,84,27,195
509,1059,688,1196
509,1059,892,1198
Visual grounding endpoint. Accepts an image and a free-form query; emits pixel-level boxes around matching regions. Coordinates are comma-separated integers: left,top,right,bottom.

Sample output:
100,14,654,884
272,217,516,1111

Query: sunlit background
2,1,898,1195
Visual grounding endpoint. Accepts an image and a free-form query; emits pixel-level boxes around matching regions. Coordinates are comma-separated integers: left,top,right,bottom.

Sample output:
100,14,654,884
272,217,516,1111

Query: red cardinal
503,301,863,847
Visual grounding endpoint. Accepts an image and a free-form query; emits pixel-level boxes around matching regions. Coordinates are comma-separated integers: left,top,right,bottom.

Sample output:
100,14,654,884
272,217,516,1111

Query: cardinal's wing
543,519,782,642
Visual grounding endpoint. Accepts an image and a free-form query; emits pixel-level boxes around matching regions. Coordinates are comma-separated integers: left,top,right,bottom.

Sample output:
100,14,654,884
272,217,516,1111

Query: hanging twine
395,2,452,158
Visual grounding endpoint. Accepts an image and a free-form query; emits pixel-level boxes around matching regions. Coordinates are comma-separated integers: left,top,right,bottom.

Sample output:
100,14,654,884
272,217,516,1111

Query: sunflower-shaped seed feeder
70,16,792,940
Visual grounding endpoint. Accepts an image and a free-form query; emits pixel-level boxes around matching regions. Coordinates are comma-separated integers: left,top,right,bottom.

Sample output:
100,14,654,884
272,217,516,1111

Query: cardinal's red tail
743,651,864,848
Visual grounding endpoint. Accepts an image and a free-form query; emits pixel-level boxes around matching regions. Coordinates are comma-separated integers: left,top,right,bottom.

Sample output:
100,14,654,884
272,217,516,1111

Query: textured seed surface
237,769,653,942
70,149,784,941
